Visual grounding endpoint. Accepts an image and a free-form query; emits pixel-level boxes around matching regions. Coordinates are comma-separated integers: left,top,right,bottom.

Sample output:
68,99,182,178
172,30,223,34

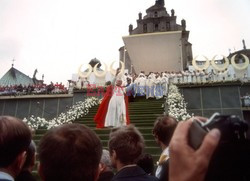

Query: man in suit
0,116,32,181
108,125,158,181
38,124,102,181
153,116,177,181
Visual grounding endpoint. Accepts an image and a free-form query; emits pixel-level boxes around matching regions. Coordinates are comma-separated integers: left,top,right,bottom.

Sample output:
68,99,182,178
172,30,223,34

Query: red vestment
94,85,130,128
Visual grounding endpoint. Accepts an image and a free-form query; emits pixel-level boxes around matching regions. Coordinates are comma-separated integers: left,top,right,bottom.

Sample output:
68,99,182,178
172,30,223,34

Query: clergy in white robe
146,73,155,99
217,71,223,82
191,71,196,84
134,73,146,96
154,74,163,99
172,73,178,84
161,74,169,96
187,71,192,84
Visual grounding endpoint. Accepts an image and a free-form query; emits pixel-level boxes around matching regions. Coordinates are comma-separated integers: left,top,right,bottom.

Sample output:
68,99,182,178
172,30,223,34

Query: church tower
119,0,193,73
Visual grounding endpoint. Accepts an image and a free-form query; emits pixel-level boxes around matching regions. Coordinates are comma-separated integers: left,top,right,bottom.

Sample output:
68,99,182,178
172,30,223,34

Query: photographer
169,114,250,181
169,119,220,181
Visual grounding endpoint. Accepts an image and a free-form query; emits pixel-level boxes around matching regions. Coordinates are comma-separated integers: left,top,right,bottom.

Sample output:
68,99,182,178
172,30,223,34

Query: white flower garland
23,97,100,130
166,84,191,121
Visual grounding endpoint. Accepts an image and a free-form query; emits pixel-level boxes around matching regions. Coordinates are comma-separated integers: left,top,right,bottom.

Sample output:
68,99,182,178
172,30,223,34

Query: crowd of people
0,115,221,181
0,82,68,96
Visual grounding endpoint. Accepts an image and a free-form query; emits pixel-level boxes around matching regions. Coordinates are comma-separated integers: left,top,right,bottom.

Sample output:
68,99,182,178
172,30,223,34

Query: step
102,146,161,156
34,132,156,141
81,115,163,120
35,126,155,135
34,137,158,149
85,110,164,115
75,119,158,124
93,127,154,135
74,122,155,128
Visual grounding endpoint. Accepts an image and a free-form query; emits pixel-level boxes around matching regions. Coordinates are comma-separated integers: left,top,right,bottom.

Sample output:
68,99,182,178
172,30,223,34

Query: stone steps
33,97,165,179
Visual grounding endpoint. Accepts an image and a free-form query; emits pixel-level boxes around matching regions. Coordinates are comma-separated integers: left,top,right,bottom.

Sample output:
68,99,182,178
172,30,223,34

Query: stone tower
119,0,193,73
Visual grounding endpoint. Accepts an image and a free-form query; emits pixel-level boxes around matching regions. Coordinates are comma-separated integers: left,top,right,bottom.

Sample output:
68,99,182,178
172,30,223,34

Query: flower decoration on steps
23,97,100,130
166,84,191,121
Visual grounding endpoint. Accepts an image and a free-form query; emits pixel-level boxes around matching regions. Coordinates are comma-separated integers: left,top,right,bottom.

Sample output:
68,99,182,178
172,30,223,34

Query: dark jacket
112,165,159,181
15,170,36,181
158,160,169,181
98,171,114,181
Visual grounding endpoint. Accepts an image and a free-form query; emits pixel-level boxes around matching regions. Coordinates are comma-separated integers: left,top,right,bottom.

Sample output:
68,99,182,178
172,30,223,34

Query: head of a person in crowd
0,116,32,178
108,125,145,170
100,149,113,173
126,78,132,85
105,81,111,86
136,153,155,176
38,124,102,181
139,73,144,78
116,79,123,86
21,140,36,172
153,116,177,149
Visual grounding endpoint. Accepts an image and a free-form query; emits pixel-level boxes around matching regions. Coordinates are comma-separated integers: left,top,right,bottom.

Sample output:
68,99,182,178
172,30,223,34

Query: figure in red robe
94,70,130,128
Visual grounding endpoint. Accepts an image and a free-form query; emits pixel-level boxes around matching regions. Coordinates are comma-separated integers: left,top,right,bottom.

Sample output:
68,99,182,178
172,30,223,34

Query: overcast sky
0,0,249,84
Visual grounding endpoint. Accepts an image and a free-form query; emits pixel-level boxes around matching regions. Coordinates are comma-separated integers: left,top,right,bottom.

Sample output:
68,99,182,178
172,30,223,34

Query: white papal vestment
104,86,127,127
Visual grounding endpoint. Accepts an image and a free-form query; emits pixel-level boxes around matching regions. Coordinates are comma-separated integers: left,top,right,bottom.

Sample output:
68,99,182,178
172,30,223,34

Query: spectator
153,116,177,181
136,153,155,176
0,116,32,181
169,119,220,181
16,141,37,181
98,149,114,181
38,124,102,181
108,125,158,181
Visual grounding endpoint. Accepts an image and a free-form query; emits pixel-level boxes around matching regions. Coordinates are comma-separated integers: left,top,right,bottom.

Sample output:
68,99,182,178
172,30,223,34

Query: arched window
154,24,159,31
154,11,158,17
166,22,170,30
143,24,147,33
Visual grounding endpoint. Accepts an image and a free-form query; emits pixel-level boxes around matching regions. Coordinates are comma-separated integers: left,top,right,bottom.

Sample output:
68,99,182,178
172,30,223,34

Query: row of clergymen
122,70,249,87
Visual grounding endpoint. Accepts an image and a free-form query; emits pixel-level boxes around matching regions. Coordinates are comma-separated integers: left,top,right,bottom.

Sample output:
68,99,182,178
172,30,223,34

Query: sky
0,0,249,84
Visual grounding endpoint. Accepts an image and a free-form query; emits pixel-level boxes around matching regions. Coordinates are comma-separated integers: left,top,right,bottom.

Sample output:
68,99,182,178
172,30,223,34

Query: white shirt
0,171,14,181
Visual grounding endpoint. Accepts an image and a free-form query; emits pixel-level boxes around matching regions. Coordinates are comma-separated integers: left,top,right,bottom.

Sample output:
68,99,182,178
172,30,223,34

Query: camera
189,113,250,181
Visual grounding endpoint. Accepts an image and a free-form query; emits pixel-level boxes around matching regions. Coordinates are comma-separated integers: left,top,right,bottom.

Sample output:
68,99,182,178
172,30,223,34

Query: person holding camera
169,119,220,181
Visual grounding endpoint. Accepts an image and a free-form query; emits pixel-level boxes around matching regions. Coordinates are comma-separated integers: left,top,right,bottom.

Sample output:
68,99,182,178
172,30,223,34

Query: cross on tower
12,58,15,67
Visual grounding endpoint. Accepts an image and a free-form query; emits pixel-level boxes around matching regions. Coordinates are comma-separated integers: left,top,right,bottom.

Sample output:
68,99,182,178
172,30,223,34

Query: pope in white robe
104,78,133,128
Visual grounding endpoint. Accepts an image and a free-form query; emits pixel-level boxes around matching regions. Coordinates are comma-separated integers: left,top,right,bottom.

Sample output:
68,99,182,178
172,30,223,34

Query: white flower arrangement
23,97,100,130
166,84,191,121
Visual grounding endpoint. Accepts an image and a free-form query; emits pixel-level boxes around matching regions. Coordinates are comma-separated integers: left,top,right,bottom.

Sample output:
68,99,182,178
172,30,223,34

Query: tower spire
12,58,15,67
156,0,165,6
242,39,246,49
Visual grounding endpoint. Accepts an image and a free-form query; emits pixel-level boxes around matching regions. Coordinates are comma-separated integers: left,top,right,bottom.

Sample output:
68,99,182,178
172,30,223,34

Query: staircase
33,97,165,178
75,97,164,162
